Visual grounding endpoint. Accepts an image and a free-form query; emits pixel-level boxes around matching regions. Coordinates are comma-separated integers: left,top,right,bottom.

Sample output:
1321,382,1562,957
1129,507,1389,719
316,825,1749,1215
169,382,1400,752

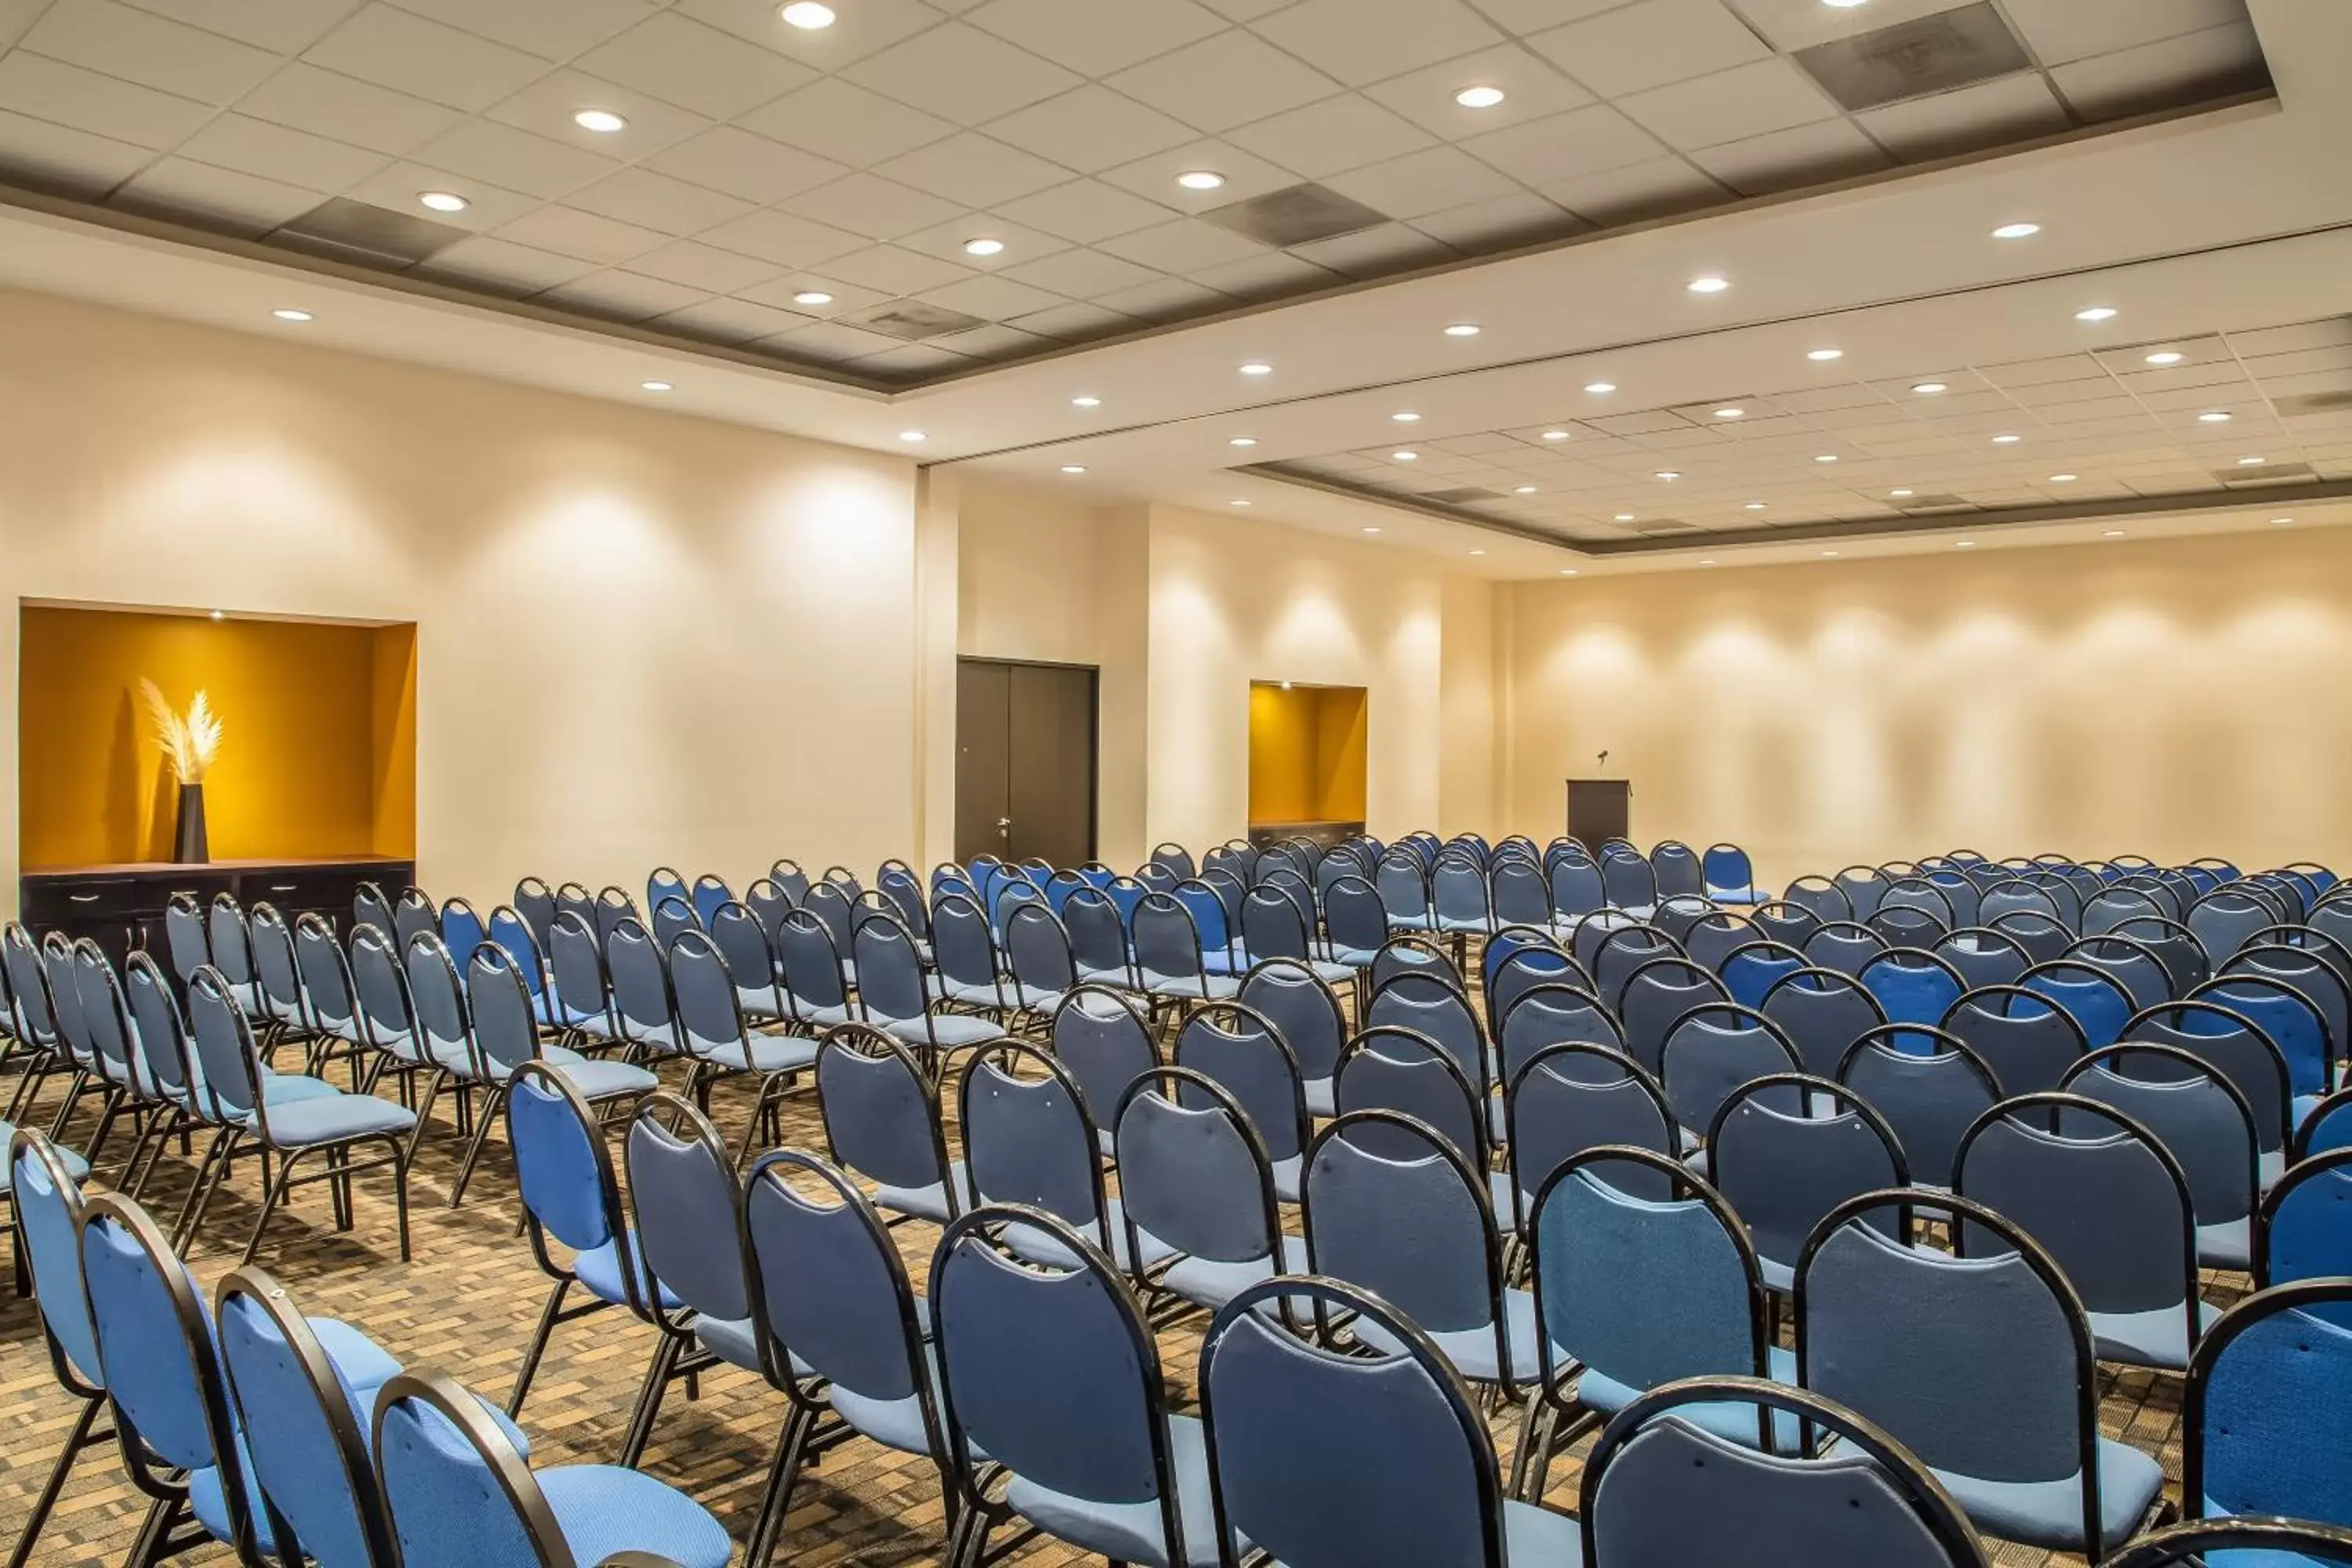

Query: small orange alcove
1248,681,1368,833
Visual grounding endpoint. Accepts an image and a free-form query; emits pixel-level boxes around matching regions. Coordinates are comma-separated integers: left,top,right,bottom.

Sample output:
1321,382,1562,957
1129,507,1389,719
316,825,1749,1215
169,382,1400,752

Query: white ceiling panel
235,61,462,156
734,75,953,167
1251,0,1504,89
574,13,815,121
1619,56,1838,151
565,165,753,236
873,130,1069,207
2001,0,2246,67
1529,0,1773,99
174,111,386,194
118,0,364,54
1326,144,1521,220
387,0,655,62
993,176,1172,242
1225,92,1436,180
622,238,780,293
24,0,278,105
2049,20,2264,122
999,244,1163,299
0,103,151,192
1690,116,1888,194
652,294,811,344
641,125,848,205
301,5,547,114
1410,188,1581,249
0,49,209,147
1104,28,1339,133
1537,151,1727,223
411,119,616,201
492,201,670,263
964,0,1225,78
485,71,715,162
412,233,597,292
113,154,318,231
675,0,946,71
842,21,1079,126
539,266,706,321
1855,72,2069,161
698,205,871,268
982,84,1192,172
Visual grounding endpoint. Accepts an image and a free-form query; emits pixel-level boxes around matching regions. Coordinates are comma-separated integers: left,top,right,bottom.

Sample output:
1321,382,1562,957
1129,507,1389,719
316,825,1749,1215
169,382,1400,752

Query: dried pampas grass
139,678,223,785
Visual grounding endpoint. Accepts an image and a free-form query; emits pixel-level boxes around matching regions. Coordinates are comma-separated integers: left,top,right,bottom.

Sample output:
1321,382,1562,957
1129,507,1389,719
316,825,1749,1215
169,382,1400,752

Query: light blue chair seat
1298,959,1358,987
1139,971,1240,1000
1159,1236,1312,1312
1302,1076,1336,1118
735,984,786,1022
1200,950,1249,977
1574,1346,1803,1450
2091,1300,2221,1372
1931,1439,2164,1552
0,1124,88,1188
254,1091,419,1146
940,978,1004,1007
829,1341,956,1457
1386,913,1436,932
880,1012,1003,1049
1270,1155,1302,1204
574,1233,680,1311
1330,947,1381,969
873,1159,975,1225
2296,1092,2325,1127
704,1032,820,1075
1075,963,1138,989
2200,1218,2252,1271
544,1055,660,1101
793,1003,856,1029
1014,983,1070,1013
1006,1200,1178,1273
1004,1410,1221,1568
1503,1501,1583,1563
691,1312,811,1381
1352,1287,1543,1385
536,1465,734,1568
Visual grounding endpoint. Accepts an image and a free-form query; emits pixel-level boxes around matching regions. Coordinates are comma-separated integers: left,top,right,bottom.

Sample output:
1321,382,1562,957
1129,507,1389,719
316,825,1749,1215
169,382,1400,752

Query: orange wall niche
1248,681,1369,825
17,604,418,868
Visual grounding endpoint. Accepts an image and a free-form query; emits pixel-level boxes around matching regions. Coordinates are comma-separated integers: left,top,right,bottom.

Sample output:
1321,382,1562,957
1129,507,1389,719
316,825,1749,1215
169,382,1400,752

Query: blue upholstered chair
2185,1279,2352,1547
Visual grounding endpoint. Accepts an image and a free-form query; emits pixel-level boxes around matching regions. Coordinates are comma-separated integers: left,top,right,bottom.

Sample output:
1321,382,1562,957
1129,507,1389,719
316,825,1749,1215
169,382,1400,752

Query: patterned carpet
2,1054,2204,1568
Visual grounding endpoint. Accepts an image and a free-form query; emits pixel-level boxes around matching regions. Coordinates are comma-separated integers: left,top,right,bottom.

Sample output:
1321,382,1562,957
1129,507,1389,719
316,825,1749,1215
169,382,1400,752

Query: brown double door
954,658,1098,868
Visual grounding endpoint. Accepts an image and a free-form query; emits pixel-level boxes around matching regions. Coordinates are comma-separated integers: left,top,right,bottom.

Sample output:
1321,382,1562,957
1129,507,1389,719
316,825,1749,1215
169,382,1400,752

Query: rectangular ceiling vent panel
2217,461,2316,485
1794,2,2032,112
840,302,987,341
274,199,466,267
1896,494,1973,511
1203,183,1388,248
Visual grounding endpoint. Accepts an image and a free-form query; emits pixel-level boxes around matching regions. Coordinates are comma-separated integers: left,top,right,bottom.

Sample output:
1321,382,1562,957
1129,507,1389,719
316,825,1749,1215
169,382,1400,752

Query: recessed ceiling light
1514,485,1537,494
1912,382,1948,394
1654,470,1681,481
271,307,313,321
1820,550,1840,557
2103,529,2127,538
1584,382,1616,394
1231,499,1250,506
2272,516,2294,524
1392,451,1418,461
419,191,468,212
1613,514,1635,522
1700,558,1716,566
1229,437,1258,447
1815,454,1839,463
1467,548,1486,557
1808,348,1843,361
1560,568,1578,575
1746,501,1766,510
1060,465,1087,474
1991,222,2041,239
209,609,226,621
1713,407,1744,419
2144,350,2185,365
640,380,672,392
2049,473,2078,482
2076,307,2118,322
1444,323,1480,337
1177,170,1225,191
1687,276,1730,294
2198,410,2232,423
1955,540,1976,549
1822,0,1869,8
1239,362,1272,376
1362,526,1381,534
1992,434,2021,444
2239,456,2266,466
1890,488,1915,497
574,109,627,133
899,430,927,442
780,2,835,27
1454,85,1506,109
792,290,833,306
1392,411,1421,423
1072,395,1100,408
963,238,1004,256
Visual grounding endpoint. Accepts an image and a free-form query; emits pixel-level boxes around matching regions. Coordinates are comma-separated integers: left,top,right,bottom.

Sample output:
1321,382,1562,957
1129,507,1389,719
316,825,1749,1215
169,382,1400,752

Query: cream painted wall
1503,528,2352,891
0,289,923,911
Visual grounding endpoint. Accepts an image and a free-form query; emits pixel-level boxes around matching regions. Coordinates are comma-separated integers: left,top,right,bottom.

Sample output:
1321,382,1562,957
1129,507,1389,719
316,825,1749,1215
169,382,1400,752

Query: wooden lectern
1566,779,1629,847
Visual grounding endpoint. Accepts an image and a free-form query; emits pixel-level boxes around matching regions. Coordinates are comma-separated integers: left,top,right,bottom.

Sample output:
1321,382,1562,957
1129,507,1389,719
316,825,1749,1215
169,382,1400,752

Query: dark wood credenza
18,855,416,971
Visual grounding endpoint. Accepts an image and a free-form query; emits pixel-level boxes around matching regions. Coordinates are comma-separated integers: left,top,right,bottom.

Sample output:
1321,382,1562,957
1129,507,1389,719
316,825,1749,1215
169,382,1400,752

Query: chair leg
618,1332,684,1468
123,1494,183,1568
385,1137,412,1261
507,1278,572,1419
4,1396,103,1568
325,1145,353,1232
43,1070,91,1141
1504,1387,1544,1501
80,1087,129,1168
241,1145,305,1264
447,1085,507,1208
742,1403,818,1568
171,1127,238,1251
403,1069,448,1165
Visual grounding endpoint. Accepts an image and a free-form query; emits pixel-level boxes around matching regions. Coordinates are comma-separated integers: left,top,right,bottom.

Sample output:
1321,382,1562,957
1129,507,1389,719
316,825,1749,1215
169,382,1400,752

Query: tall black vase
173,782,209,864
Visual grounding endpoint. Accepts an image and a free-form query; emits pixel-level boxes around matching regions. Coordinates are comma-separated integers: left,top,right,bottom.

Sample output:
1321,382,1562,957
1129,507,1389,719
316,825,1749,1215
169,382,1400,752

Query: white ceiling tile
852,341,975,375
568,166,752,234
925,320,1054,358
238,61,462,155
821,241,974,292
984,84,1196,174
1185,246,1340,299
916,270,1067,320
1410,188,1582,249
1722,0,1976,53
1006,299,1133,338
411,119,616,200
964,0,1227,78
539,268,710,321
341,157,533,227
698,207,872,267
1460,102,1666,185
574,13,815,120
485,71,714,162
1855,72,2071,162
643,125,848,205
736,75,955,167
873,132,1069,207
111,154,321,233
1326,143,1519,219
1251,0,1504,89
1688,116,1889,194
1194,0,1290,18
650,295,811,343
387,0,655,60
1466,0,1642,29
762,319,919,361
994,176,1174,241
737,273,893,314
843,21,1080,126
1287,220,1452,276
1537,153,1727,221
495,202,673,263
2000,0,2245,67
302,4,550,113
0,104,153,193
24,0,280,104
118,0,364,53
677,0,949,72
174,111,387,194
2049,20,2264,122
892,212,1071,266
1225,93,1436,180
1617,56,1838,151
1105,28,1341,134
0,49,210,148
789,171,967,239
1096,215,1265,270
413,233,597,292
1530,0,1772,98
1091,273,1229,319
621,238,779,292
999,245,1163,299
1097,137,1298,207
1360,42,1595,139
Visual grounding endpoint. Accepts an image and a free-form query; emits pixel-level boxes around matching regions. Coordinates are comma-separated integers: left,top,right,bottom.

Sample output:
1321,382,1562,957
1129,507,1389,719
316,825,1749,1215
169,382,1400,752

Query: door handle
996,817,1012,837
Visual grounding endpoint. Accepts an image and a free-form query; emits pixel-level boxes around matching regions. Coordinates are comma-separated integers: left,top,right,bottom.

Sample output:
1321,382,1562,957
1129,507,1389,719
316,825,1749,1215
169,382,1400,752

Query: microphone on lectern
1597,750,1610,770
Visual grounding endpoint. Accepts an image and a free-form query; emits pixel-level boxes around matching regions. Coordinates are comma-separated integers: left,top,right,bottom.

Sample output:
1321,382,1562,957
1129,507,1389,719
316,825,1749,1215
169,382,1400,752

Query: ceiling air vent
273,199,467,267
1203,183,1388,248
1424,487,1501,504
1795,2,2033,112
839,301,986,341
2274,389,2352,416
2217,461,2316,485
